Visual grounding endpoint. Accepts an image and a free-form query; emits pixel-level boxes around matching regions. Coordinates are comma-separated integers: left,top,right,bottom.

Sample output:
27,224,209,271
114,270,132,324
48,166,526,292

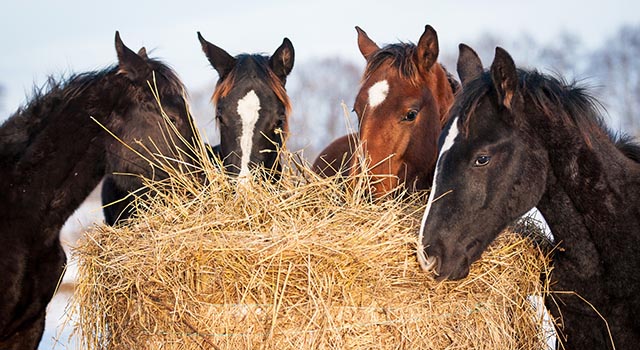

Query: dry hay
73,145,552,350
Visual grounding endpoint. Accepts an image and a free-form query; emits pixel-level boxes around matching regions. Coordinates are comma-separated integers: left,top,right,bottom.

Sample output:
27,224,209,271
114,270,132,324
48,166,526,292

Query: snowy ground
39,184,104,350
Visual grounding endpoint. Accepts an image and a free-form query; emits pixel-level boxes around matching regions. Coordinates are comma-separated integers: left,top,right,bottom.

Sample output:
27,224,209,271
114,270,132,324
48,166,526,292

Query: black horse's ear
356,26,380,60
490,47,518,110
115,31,150,81
137,47,149,60
457,43,483,85
270,38,295,83
197,32,237,79
415,25,439,72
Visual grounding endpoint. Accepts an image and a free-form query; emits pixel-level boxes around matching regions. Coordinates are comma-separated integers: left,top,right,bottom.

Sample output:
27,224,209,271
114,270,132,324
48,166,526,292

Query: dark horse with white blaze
101,32,294,225
313,25,457,197
418,44,640,349
0,33,196,349
197,32,294,178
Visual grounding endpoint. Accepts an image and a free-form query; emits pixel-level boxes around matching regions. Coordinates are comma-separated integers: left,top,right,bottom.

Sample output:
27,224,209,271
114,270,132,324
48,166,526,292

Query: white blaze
368,80,389,108
237,90,261,178
417,117,460,271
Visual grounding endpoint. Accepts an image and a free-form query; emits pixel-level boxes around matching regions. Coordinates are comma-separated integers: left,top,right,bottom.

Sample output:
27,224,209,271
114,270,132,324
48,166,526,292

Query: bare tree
0,83,5,114
286,57,362,160
589,25,640,134
536,31,585,81
188,83,220,145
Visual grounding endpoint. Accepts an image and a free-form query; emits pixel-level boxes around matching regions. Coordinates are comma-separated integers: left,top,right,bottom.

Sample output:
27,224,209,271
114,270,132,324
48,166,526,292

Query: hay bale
73,151,551,350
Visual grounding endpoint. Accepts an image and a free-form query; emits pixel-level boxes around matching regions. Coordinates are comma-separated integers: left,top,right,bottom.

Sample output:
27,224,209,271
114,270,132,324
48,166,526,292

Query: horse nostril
426,256,437,272
418,250,439,274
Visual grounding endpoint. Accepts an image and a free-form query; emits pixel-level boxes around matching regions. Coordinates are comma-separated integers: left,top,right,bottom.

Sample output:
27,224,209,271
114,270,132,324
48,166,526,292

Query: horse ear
490,47,518,109
137,47,149,60
197,32,237,79
415,25,439,72
270,38,295,83
457,43,483,85
115,31,151,81
356,26,380,60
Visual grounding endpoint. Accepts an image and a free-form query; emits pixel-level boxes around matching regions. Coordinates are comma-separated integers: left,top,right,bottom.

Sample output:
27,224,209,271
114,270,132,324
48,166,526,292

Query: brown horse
312,25,458,196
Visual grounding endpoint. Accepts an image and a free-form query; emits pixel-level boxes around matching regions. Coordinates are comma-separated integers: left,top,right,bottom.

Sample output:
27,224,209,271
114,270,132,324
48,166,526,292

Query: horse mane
454,69,634,150
1,57,184,161
144,58,187,97
363,42,454,91
612,132,640,163
445,69,461,94
0,68,115,160
211,54,292,118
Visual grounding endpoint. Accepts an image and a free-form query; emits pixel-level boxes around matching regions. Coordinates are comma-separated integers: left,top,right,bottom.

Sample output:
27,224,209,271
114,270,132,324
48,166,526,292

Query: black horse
417,44,640,349
101,32,295,225
0,32,196,349
197,32,294,179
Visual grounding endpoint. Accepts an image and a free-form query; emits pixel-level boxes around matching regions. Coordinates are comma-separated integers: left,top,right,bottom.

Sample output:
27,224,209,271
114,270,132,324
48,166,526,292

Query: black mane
0,68,115,161
144,57,186,95
0,58,184,163
613,132,640,163
454,69,640,162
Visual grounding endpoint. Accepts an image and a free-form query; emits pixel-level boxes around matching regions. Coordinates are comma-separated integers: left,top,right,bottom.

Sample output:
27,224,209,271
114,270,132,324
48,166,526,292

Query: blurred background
1,0,638,348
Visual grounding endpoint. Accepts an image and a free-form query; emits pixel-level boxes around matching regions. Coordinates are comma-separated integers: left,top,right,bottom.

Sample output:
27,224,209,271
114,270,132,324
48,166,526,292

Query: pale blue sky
1,0,638,116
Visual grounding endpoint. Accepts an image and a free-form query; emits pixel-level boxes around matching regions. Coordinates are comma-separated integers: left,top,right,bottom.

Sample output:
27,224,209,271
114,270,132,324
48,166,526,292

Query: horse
312,133,358,178
312,25,458,197
417,44,640,349
0,32,196,349
101,32,294,225
197,32,293,178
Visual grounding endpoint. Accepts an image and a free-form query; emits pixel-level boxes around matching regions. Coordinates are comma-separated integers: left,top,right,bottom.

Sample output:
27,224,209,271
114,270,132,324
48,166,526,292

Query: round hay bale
73,151,551,350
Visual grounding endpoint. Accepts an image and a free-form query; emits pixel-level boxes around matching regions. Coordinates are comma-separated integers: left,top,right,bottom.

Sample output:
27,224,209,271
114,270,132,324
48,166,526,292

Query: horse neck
3,75,119,239
534,112,640,275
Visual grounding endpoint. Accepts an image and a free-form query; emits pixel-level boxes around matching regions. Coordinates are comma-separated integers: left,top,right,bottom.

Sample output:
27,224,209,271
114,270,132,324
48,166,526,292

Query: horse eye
403,109,418,122
474,155,491,167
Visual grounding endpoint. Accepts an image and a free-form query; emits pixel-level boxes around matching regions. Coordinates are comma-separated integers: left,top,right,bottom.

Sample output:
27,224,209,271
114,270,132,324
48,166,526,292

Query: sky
1,0,639,119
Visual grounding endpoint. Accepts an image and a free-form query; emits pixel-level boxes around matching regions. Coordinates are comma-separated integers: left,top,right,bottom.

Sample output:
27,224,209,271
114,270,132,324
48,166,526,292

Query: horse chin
436,262,471,282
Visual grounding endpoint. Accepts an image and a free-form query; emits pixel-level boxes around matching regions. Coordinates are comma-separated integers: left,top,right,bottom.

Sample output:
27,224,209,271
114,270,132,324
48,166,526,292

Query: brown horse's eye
403,109,418,122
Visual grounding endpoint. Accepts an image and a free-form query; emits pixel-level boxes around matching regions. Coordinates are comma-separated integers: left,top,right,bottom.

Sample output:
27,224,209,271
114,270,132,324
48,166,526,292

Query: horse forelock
363,43,454,89
363,43,423,88
211,54,291,127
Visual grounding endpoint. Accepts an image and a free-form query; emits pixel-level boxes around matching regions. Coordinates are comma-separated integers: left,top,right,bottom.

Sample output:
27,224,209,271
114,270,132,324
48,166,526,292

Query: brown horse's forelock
456,69,607,146
363,43,456,89
211,55,292,131
363,43,424,88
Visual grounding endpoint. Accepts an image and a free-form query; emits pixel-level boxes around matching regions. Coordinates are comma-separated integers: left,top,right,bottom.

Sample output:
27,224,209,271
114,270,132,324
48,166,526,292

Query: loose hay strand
73,115,551,349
